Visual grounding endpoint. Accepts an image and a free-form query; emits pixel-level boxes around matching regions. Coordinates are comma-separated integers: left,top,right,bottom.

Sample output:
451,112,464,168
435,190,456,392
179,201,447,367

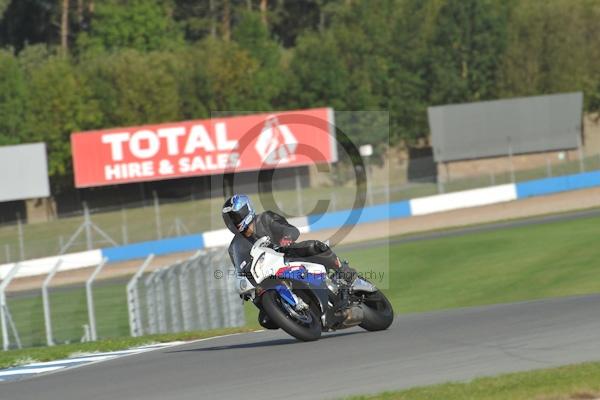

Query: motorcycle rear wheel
261,290,322,341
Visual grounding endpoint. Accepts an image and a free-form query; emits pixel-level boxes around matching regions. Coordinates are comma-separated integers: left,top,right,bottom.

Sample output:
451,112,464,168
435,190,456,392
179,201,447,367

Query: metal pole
365,157,373,205
153,191,162,239
83,202,93,250
42,259,63,346
295,169,304,216
86,258,108,341
121,208,129,245
167,267,181,332
0,263,21,351
126,254,154,337
144,270,160,334
122,225,128,245
16,214,25,261
507,137,516,183
179,261,193,332
577,133,585,173
331,190,337,212
546,157,553,178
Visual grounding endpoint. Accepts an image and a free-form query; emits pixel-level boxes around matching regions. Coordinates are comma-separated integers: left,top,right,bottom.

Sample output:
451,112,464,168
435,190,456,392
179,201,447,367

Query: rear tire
261,290,322,341
359,291,394,331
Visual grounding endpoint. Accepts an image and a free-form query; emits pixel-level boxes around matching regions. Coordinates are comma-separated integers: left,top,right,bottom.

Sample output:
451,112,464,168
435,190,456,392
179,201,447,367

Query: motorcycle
238,236,394,341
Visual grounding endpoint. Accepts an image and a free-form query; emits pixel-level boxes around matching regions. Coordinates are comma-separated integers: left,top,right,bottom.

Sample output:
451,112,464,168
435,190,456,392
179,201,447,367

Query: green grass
341,213,600,313
346,362,600,400
0,327,258,370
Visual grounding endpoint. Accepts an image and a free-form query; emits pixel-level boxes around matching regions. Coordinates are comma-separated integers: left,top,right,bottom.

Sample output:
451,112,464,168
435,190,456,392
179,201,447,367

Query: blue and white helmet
222,194,256,234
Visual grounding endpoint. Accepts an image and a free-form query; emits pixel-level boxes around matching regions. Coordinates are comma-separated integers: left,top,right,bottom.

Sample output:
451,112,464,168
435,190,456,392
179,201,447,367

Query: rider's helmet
222,194,256,234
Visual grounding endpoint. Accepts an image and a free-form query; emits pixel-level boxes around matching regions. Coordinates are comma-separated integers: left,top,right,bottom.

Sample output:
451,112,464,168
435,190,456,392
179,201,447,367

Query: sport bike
238,236,394,341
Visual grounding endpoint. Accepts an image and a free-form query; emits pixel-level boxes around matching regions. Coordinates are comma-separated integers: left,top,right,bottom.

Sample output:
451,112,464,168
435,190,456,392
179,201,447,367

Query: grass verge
0,327,258,369
346,362,600,400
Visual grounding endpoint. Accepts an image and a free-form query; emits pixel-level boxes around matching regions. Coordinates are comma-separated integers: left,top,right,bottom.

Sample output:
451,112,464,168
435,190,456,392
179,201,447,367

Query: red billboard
71,108,336,188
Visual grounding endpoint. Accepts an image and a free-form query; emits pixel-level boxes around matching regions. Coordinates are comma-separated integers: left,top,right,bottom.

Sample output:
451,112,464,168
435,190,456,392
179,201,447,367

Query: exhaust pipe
342,306,364,327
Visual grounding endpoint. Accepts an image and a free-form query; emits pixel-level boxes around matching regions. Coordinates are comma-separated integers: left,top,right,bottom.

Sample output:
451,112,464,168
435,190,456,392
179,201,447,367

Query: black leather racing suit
227,211,337,274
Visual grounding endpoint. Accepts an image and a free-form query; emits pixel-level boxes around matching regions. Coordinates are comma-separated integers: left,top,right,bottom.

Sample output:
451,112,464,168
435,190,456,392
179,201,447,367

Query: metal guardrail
127,248,244,337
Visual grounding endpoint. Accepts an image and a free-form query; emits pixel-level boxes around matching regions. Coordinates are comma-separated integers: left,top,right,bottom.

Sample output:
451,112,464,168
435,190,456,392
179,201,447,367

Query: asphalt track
2,293,600,399
3,208,600,399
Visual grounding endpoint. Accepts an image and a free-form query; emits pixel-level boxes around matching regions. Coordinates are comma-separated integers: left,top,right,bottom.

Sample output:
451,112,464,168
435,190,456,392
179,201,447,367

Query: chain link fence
0,248,243,350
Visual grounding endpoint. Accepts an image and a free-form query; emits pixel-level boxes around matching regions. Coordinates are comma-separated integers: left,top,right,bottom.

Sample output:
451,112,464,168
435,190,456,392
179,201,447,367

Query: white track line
0,330,266,382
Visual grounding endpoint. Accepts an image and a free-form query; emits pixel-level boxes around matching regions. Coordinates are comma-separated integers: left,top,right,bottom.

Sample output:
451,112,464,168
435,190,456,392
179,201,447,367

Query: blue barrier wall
307,201,411,231
516,171,600,199
101,234,204,262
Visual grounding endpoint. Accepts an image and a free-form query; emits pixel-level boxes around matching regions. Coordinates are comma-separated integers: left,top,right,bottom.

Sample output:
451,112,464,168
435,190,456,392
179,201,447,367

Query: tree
0,0,58,51
232,11,283,109
25,56,100,189
499,0,600,101
286,31,348,110
0,50,27,145
0,0,9,20
80,49,182,127
195,37,264,111
76,0,183,53
388,0,441,142
429,0,508,104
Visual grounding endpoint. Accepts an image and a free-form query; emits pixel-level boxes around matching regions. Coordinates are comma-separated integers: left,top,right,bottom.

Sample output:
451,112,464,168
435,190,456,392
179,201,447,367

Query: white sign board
0,143,50,202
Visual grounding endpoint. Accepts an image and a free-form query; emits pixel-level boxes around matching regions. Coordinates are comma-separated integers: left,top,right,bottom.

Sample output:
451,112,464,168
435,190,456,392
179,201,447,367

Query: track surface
2,294,600,400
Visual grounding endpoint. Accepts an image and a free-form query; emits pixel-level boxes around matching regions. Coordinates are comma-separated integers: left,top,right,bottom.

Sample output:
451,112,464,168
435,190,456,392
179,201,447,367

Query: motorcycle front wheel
261,290,322,341
359,290,394,331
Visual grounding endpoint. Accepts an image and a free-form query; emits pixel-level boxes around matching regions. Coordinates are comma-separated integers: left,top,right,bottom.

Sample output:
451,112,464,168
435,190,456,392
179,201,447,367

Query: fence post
126,254,154,337
42,259,63,346
295,169,304,216
0,263,21,351
86,258,108,341
507,137,516,183
121,208,129,245
577,133,585,173
16,214,25,261
153,191,162,239
83,202,93,250
144,270,160,334
167,266,181,332
193,256,209,331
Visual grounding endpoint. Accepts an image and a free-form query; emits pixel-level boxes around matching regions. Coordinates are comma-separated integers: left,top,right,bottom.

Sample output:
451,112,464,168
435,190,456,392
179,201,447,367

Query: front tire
359,291,394,331
261,290,322,341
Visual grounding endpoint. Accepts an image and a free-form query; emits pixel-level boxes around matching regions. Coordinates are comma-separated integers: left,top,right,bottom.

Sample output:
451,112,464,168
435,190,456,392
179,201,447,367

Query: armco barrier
409,184,517,216
6,169,600,277
101,234,204,263
0,250,102,280
515,170,600,199
307,201,411,231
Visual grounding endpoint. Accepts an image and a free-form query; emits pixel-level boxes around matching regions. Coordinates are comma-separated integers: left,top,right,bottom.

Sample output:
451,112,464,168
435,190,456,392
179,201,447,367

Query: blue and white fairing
246,237,330,319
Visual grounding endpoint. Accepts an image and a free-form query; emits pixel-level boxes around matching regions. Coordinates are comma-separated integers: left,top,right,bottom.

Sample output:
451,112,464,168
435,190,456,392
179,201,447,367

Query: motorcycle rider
222,194,348,329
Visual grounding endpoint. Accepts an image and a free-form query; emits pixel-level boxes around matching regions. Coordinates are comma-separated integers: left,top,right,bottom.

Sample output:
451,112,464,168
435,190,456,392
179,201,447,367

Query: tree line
1,0,600,191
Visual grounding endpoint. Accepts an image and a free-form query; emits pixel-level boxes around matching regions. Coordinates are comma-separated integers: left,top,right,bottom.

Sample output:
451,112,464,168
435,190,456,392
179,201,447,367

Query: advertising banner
71,108,336,188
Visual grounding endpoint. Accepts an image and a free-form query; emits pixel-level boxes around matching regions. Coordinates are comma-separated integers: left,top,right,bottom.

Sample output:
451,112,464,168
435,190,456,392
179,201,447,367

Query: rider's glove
279,235,293,247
